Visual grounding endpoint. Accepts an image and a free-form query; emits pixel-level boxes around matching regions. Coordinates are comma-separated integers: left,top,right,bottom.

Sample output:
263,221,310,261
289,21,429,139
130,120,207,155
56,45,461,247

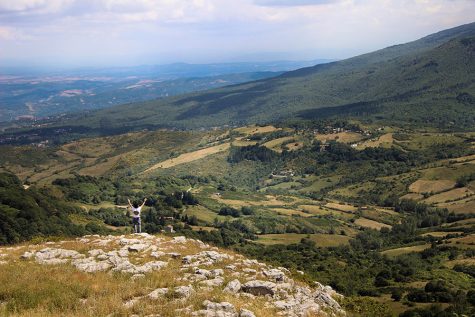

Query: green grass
256,233,351,247
381,244,432,258
421,164,475,181
184,205,226,223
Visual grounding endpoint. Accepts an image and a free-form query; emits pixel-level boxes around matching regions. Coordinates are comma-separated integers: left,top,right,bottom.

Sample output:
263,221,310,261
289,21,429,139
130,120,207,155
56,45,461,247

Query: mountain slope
0,233,346,316
2,21,473,140
52,22,474,131
0,71,282,122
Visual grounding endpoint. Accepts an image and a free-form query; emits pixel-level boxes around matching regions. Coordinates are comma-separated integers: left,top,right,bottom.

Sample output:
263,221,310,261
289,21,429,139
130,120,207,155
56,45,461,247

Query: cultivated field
314,132,364,144
356,133,393,149
324,203,357,213
408,179,456,194
257,233,351,247
423,187,474,204
381,244,432,257
354,218,392,230
144,143,230,172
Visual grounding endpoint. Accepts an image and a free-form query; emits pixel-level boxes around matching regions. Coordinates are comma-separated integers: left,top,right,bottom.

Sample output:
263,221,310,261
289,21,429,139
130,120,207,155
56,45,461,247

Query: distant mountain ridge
5,22,475,134
1,60,328,122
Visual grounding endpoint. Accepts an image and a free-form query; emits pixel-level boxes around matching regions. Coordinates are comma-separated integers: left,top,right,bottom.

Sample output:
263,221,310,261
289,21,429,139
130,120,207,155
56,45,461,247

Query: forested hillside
0,173,86,244
43,22,475,132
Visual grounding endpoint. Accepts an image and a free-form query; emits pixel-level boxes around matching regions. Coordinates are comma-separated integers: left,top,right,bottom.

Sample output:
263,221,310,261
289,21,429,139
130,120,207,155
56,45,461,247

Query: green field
256,233,351,247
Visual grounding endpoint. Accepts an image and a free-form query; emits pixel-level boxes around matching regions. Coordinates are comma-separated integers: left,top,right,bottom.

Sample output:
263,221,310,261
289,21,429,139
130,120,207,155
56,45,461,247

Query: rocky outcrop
192,300,257,317
13,233,345,316
242,280,277,296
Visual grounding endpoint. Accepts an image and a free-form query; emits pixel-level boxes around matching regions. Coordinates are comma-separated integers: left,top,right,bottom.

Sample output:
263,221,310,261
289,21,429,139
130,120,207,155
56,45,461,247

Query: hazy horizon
1,0,474,68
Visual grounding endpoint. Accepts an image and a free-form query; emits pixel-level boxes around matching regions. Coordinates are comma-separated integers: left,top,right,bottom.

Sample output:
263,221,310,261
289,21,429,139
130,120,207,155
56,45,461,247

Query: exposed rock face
72,257,112,273
13,234,345,317
242,280,277,296
183,250,233,266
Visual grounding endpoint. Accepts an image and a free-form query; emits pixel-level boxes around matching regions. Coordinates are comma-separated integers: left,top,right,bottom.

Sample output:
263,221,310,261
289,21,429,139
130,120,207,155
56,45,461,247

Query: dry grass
0,236,285,317
324,203,357,213
449,154,475,163
443,199,475,214
354,218,392,230
77,155,122,176
421,231,464,238
231,139,258,147
211,194,297,208
262,136,295,153
446,234,475,249
233,125,280,136
356,133,393,150
408,179,456,194
444,258,475,268
400,193,424,201
283,142,304,152
423,187,474,204
271,207,313,217
314,132,364,144
298,205,353,219
144,143,230,172
381,244,432,257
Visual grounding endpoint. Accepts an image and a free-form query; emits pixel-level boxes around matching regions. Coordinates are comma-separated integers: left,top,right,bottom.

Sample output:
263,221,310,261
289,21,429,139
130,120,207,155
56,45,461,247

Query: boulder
148,288,169,299
174,285,194,299
192,300,238,317
20,251,35,259
128,243,149,252
150,251,166,258
224,279,241,293
239,309,256,317
131,274,145,280
72,258,111,273
263,269,286,282
88,249,104,257
199,277,224,288
242,280,276,296
172,236,187,243
119,238,141,246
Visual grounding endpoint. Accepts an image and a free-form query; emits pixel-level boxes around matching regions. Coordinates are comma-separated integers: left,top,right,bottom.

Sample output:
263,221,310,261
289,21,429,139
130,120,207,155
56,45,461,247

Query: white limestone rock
224,279,241,293
148,288,169,300
241,280,277,296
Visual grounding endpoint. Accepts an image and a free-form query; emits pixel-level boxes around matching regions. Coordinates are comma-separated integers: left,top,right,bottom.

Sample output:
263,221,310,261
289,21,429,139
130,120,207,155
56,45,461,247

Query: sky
0,0,474,68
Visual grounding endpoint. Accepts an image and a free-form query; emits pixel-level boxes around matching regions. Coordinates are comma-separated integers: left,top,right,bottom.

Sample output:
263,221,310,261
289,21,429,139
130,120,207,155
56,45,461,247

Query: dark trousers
132,217,141,233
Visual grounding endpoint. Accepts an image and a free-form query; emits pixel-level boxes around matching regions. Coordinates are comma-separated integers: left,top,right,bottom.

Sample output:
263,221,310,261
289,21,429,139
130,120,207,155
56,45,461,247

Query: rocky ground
0,234,345,317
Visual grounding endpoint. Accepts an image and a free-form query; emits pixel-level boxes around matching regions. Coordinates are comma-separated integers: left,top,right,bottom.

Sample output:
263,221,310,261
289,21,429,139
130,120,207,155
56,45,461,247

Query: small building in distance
164,225,175,233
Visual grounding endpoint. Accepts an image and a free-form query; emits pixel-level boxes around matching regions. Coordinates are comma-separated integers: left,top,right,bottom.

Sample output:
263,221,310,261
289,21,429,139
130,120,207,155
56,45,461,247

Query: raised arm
127,198,133,208
140,198,147,208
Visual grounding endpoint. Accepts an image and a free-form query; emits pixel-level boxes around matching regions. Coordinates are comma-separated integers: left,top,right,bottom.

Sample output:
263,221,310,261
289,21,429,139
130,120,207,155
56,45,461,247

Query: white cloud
0,0,73,14
0,0,474,67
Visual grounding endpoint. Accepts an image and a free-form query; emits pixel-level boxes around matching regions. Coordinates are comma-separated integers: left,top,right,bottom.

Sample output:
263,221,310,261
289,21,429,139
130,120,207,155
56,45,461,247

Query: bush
218,207,241,217
391,289,403,301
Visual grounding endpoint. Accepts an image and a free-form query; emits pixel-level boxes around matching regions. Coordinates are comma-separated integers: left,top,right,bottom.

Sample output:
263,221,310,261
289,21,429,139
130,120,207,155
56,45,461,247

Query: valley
1,21,475,317
1,120,475,316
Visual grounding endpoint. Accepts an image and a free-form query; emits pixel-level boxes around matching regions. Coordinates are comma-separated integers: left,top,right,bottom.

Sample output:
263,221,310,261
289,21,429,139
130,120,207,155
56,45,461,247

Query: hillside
0,233,345,317
0,71,281,123
1,123,475,316
40,22,475,132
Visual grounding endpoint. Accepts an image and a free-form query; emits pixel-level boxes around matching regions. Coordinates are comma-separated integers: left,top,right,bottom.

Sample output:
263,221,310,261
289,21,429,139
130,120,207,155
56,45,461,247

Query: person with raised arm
127,198,147,233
